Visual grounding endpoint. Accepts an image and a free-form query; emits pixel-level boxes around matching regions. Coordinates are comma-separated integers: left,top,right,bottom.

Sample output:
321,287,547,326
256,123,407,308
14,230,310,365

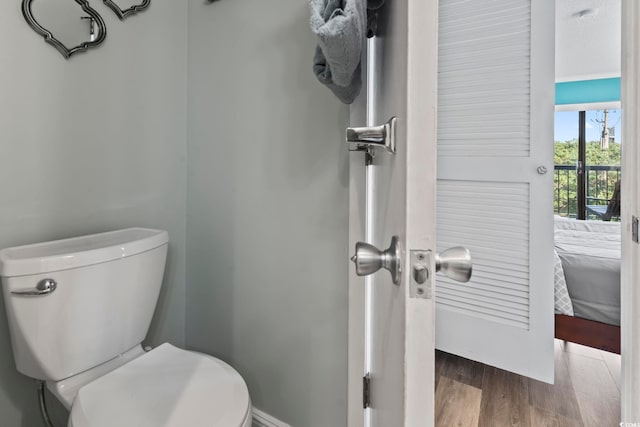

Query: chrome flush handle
346,117,397,154
11,279,57,296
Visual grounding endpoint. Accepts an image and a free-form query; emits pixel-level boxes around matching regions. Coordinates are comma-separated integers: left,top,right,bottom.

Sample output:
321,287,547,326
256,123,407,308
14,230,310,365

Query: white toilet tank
0,228,168,382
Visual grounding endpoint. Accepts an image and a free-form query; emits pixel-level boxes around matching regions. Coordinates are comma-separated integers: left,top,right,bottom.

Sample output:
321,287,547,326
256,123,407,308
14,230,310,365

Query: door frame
621,0,640,422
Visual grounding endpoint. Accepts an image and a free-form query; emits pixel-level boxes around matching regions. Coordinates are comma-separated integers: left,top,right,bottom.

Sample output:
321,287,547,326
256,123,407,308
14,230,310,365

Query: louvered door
435,0,556,382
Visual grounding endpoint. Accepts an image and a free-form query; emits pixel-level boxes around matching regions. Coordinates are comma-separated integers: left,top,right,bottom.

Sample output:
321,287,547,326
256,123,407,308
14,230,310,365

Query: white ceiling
555,0,621,82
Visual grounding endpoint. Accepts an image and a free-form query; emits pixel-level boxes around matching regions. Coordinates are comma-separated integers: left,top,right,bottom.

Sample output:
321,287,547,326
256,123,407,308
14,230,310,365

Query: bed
553,215,621,353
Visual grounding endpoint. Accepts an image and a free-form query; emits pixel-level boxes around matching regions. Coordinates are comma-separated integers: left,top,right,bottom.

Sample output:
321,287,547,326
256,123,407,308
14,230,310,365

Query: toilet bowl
0,228,251,427
68,344,252,427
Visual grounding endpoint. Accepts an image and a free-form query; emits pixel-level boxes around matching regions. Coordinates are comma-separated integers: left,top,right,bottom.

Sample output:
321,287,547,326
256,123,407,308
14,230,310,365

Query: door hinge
363,373,371,408
633,216,639,243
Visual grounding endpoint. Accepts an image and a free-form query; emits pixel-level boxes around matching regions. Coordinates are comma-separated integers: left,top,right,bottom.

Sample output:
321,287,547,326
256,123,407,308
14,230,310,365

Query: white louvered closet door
436,0,556,383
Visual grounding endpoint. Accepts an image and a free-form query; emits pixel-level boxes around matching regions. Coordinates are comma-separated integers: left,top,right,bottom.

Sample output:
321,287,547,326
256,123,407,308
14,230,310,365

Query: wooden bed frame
555,314,620,354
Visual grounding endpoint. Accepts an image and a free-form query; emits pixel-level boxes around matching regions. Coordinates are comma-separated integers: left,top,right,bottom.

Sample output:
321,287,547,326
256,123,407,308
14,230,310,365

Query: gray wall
0,3,187,426
0,1,349,426
186,1,349,426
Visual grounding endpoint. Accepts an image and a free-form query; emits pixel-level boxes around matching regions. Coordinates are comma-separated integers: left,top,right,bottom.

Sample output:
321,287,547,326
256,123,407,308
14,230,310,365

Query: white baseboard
252,407,291,427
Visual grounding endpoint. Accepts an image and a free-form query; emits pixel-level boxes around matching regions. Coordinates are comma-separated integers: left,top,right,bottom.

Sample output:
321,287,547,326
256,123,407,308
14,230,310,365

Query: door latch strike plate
410,250,432,299
633,216,639,244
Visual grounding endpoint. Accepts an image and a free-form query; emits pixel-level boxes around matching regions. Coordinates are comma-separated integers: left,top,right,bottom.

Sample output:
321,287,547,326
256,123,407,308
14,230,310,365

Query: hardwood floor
435,340,621,427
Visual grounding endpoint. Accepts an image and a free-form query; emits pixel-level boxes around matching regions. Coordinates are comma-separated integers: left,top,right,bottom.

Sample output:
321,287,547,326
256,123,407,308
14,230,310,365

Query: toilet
0,228,252,427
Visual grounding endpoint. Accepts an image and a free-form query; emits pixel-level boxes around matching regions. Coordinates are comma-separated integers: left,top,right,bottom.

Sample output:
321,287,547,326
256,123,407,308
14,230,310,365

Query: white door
435,0,556,382
347,0,441,426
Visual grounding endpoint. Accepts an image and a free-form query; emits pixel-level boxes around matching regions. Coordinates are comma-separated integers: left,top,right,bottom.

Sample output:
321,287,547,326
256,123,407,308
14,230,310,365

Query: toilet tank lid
0,228,168,277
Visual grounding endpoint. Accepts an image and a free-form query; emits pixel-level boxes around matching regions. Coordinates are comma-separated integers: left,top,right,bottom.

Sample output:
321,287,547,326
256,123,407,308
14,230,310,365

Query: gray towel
310,0,367,104
313,46,362,104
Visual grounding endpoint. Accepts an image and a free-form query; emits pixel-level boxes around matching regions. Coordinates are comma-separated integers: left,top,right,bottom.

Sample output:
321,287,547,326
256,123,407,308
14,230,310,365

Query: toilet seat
69,343,252,427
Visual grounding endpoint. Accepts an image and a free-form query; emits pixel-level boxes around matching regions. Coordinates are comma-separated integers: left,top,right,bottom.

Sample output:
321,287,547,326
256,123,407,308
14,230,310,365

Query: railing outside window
554,165,621,218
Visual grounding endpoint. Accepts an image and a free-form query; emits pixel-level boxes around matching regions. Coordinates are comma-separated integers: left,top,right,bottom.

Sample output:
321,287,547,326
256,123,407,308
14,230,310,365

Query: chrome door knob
350,236,401,285
435,247,472,282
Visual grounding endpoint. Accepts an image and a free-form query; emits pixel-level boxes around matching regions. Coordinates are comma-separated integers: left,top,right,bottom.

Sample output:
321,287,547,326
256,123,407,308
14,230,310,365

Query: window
554,109,621,220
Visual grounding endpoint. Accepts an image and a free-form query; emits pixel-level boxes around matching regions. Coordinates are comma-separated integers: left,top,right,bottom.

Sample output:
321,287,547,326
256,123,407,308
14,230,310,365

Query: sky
555,109,622,143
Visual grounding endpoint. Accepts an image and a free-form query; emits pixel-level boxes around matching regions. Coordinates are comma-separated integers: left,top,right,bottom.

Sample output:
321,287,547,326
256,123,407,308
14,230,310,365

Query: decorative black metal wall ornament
102,0,150,20
21,0,107,59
